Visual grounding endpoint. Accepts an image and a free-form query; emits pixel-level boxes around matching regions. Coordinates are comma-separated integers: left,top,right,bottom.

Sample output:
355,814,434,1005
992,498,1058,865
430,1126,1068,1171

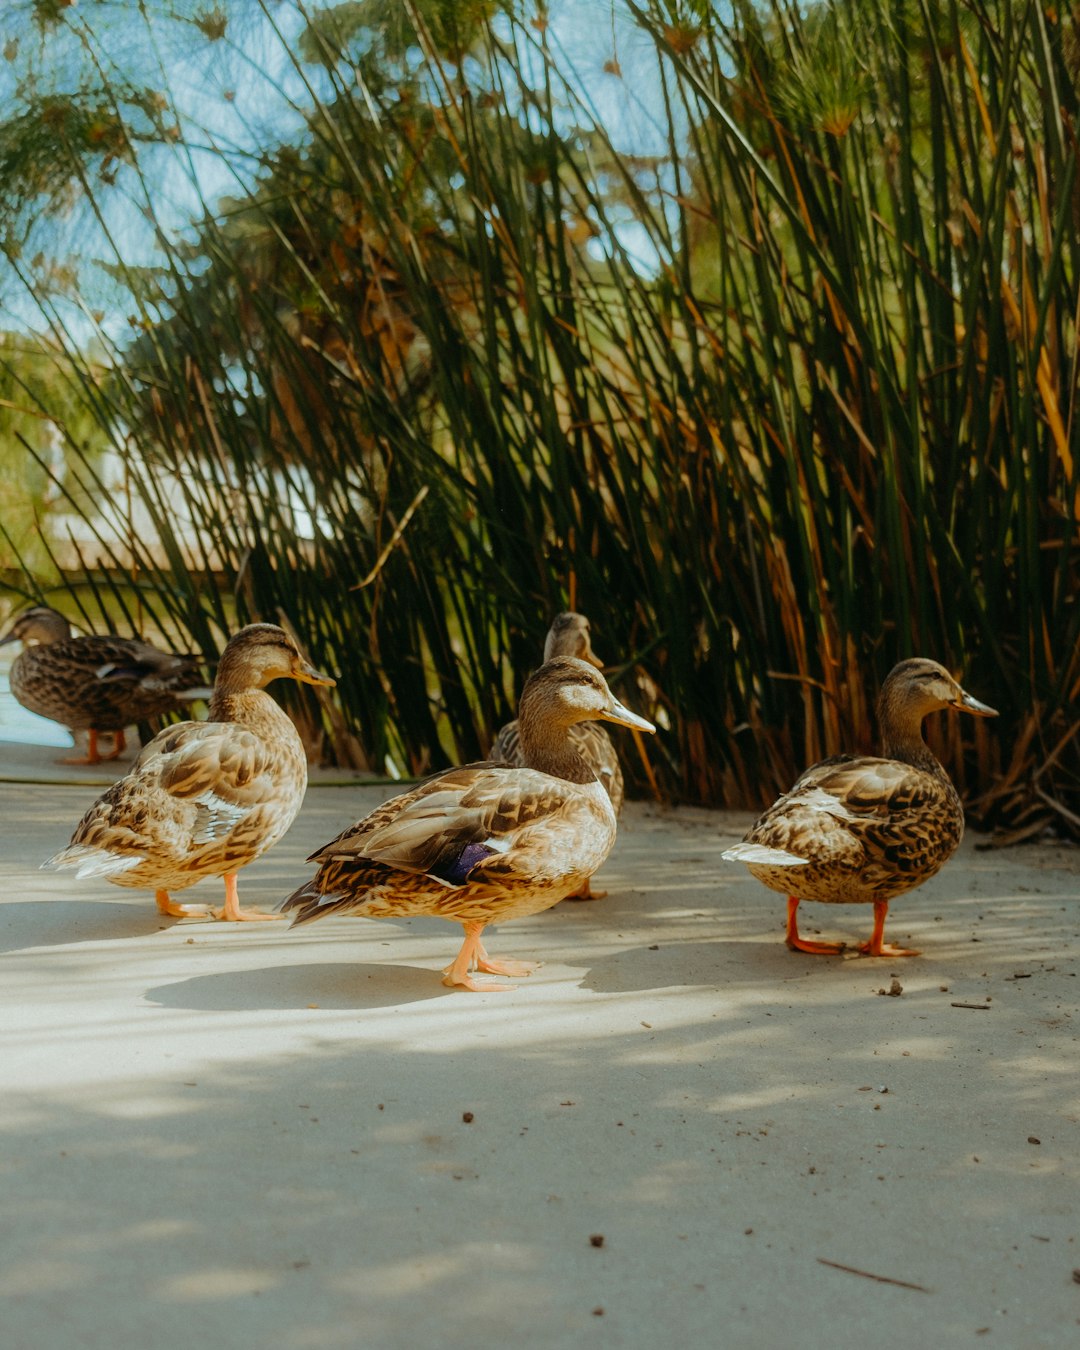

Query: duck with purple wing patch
723,658,997,957
279,656,655,991
491,612,628,899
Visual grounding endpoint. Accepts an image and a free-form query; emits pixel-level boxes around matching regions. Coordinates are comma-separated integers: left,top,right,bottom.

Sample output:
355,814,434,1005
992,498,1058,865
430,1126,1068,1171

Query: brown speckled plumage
279,656,655,991
492,613,625,813
44,624,335,921
0,606,207,761
723,658,998,956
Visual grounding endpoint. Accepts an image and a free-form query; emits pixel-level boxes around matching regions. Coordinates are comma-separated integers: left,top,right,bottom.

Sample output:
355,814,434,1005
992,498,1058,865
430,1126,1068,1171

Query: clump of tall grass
0,0,1076,834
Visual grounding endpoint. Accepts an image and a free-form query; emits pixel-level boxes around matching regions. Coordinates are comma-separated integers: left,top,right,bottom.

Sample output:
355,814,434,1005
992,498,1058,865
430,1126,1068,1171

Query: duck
492,612,625,809
0,605,210,765
278,656,656,990
43,624,336,922
491,613,630,898
722,658,998,957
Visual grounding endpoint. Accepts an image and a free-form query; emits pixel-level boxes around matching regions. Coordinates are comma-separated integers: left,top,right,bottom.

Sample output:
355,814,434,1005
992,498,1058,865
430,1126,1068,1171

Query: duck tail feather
721,842,807,866
42,845,143,878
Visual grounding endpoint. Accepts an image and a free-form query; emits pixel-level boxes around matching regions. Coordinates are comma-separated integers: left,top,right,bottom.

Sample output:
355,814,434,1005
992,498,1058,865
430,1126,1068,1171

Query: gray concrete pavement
2,762,1079,1349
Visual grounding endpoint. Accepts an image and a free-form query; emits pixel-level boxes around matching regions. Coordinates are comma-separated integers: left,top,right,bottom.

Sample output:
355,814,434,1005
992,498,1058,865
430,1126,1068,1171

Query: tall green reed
0,0,1075,832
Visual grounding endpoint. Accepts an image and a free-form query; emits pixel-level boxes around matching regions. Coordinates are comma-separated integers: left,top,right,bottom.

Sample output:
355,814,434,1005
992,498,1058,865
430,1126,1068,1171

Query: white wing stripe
722,842,808,866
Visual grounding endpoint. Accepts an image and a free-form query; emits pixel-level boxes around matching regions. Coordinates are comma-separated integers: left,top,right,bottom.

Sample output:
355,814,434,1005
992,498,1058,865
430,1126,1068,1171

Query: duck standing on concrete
0,605,209,765
492,612,634,898
279,657,655,990
43,624,335,921
722,658,997,957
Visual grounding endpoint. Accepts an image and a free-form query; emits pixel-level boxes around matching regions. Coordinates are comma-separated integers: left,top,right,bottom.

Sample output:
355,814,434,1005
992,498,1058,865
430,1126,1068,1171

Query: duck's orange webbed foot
155,890,214,919
785,896,845,956
857,941,922,958
855,901,921,958
441,971,513,992
58,729,104,766
474,939,540,979
788,935,847,955
211,907,285,922
209,872,286,923
442,924,519,991
563,878,606,901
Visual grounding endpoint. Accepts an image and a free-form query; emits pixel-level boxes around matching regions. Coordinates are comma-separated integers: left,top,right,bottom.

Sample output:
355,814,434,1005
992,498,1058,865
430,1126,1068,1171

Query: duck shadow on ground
577,937,919,994
0,900,168,955
143,961,451,1012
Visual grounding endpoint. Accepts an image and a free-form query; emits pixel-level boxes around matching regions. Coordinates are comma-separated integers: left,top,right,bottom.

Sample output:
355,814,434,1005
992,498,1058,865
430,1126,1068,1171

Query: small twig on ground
817,1258,931,1292
950,1002,991,1011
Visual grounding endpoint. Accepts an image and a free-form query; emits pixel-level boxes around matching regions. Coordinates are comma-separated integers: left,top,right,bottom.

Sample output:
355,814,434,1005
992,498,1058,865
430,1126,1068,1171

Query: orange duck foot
441,924,529,991
563,878,606,901
786,934,847,955
856,940,922,958
785,897,921,957
785,897,846,956
208,873,286,923
855,901,921,958
155,890,214,919
58,729,110,766
474,938,540,979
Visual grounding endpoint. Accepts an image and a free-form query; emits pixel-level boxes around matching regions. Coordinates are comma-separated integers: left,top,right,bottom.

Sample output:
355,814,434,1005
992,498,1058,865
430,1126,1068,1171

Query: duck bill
579,642,604,670
295,662,337,688
0,631,18,649
601,699,655,734
958,690,998,718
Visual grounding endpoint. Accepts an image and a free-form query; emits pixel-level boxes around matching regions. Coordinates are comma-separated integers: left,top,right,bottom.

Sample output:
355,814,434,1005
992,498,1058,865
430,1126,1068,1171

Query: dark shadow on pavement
144,961,452,1011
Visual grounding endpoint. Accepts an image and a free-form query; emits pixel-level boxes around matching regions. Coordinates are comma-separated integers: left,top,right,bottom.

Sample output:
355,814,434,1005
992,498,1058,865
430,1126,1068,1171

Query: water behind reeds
0,653,72,749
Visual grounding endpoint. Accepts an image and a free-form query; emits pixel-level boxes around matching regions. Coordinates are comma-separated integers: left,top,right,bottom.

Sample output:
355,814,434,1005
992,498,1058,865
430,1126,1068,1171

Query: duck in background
0,605,210,765
492,612,626,897
43,624,335,921
722,658,998,957
279,656,655,990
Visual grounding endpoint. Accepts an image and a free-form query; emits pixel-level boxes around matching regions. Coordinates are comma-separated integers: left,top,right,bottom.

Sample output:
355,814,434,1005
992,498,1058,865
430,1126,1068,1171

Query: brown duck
492,612,625,812
279,656,655,991
491,613,630,898
722,658,998,957
44,624,335,921
0,605,209,765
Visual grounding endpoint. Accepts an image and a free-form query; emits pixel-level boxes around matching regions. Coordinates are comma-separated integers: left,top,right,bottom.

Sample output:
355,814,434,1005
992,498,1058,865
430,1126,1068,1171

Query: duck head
879,658,998,723
542,612,604,669
215,624,337,691
519,656,654,733
0,606,73,648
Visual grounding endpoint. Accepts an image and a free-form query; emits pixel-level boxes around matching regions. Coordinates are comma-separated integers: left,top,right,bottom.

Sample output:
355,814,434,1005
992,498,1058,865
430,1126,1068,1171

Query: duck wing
93,639,206,699
735,756,955,874
307,762,596,887
56,720,288,867
18,635,205,729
